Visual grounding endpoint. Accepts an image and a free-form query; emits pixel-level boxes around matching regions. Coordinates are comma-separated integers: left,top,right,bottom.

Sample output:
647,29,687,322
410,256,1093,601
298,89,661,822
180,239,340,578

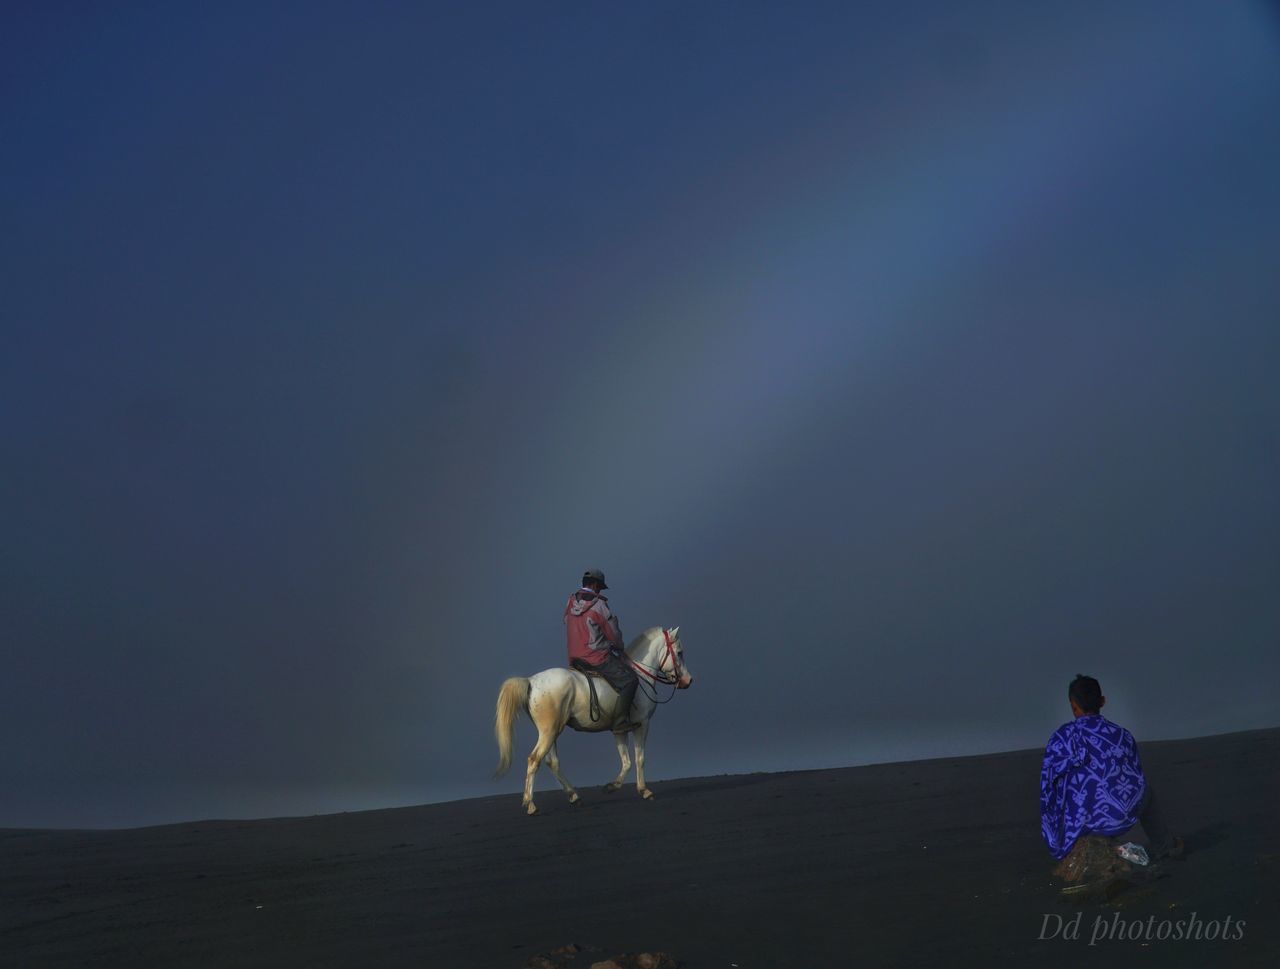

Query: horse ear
670,625,680,639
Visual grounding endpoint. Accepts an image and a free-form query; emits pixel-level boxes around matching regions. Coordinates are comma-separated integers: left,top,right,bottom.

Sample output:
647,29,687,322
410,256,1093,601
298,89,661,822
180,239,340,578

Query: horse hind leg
522,696,565,816
543,742,579,805
604,732,631,793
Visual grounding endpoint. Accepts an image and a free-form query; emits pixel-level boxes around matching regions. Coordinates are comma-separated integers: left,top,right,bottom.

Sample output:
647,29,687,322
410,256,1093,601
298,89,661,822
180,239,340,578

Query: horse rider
564,568,640,732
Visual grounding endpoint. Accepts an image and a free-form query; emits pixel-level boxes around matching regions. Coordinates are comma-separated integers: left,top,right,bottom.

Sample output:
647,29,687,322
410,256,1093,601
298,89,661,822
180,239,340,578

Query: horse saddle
569,662,610,725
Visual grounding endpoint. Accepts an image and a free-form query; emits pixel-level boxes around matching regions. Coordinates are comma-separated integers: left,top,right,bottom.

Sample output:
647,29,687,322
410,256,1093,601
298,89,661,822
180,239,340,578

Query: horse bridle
624,628,683,688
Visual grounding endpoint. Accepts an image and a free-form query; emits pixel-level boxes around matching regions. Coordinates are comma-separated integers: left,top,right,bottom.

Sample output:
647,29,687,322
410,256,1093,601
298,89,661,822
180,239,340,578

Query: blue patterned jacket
1040,714,1147,859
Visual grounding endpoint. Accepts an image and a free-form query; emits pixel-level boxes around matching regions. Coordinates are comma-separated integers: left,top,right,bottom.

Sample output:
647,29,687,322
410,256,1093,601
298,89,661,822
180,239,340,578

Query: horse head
666,626,693,689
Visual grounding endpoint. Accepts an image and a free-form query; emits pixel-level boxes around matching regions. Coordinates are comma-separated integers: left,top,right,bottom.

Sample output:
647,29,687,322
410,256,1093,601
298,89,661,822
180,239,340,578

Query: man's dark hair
1069,674,1103,713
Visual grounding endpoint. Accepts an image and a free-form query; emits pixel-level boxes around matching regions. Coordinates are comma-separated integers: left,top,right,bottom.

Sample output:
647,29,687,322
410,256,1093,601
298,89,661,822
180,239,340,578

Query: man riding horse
493,571,693,813
564,568,640,733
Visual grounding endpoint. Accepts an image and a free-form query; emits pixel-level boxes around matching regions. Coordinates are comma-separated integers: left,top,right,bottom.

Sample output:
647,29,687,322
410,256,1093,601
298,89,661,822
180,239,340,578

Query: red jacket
564,588,623,667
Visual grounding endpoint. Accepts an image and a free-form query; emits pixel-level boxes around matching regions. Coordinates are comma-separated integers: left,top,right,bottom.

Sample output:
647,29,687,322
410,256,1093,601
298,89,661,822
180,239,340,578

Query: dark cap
582,568,609,589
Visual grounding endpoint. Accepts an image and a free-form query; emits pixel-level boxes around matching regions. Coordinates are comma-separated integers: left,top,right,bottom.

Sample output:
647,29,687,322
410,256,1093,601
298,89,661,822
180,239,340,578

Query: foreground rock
524,948,678,969
590,955,679,969
524,943,581,968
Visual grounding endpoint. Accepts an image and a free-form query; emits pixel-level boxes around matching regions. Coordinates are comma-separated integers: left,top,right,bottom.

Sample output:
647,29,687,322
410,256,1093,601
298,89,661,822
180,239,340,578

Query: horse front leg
634,721,654,800
603,732,632,792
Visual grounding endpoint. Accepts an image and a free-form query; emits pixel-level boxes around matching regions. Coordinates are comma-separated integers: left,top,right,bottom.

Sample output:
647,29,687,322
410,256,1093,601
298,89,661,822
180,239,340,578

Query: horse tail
493,676,531,777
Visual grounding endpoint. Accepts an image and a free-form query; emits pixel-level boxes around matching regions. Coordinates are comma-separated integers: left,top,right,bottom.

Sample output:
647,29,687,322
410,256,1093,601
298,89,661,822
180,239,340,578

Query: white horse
494,626,693,814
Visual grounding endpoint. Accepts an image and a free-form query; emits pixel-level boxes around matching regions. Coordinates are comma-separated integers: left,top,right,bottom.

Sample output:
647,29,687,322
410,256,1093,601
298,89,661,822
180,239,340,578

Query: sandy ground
2,728,1277,968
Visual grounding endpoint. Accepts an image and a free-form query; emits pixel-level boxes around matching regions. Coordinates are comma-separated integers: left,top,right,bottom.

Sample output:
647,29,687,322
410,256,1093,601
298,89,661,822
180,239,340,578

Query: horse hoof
603,783,621,794
568,792,580,804
526,802,538,816
641,788,654,800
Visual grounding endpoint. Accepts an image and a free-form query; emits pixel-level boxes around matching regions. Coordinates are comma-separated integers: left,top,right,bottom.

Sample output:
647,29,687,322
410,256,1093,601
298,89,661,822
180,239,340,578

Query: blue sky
3,1,1279,827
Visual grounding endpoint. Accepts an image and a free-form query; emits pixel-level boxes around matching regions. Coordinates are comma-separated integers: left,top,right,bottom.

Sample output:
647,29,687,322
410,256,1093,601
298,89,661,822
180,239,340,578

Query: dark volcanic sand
3,728,1277,968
